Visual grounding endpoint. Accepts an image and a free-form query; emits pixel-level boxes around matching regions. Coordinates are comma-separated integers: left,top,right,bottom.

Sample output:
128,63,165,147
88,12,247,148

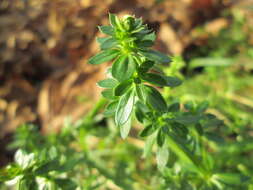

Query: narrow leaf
112,55,136,82
114,80,133,96
141,49,170,64
99,37,118,50
115,90,135,126
142,73,167,87
101,89,116,100
139,124,156,137
97,78,118,88
120,116,132,139
142,132,157,158
88,49,119,65
164,76,182,87
156,145,169,169
104,101,118,117
157,129,165,147
98,25,114,36
144,85,167,112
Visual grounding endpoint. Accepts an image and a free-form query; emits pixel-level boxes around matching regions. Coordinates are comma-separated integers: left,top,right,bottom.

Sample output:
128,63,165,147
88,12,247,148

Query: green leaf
214,173,247,186
120,116,132,139
196,101,209,113
97,37,118,50
112,55,136,82
109,13,119,28
98,25,114,36
139,124,156,137
97,78,118,88
136,32,156,47
164,76,182,87
156,145,169,169
0,166,22,182
144,85,167,112
104,101,118,117
35,160,60,175
135,101,149,123
141,49,170,64
157,129,165,147
97,37,109,45
142,132,157,158
135,84,146,102
168,102,180,112
88,49,119,65
175,115,202,125
115,90,135,126
141,73,167,87
138,60,154,73
141,32,156,42
101,89,116,100
114,80,133,96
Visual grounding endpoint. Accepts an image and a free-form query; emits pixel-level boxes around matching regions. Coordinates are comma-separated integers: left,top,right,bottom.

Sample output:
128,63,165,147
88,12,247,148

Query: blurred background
0,0,253,173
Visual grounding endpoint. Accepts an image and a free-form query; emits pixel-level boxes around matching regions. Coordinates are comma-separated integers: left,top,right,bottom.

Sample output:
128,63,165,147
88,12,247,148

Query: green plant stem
166,134,209,178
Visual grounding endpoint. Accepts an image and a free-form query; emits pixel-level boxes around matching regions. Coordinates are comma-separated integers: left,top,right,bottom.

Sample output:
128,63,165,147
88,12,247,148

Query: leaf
156,145,169,169
140,32,156,42
115,90,135,126
104,101,118,117
196,101,209,113
144,85,167,112
97,37,109,45
135,84,146,102
98,25,114,36
189,57,233,69
139,124,156,137
138,60,154,73
175,115,202,125
98,37,118,50
142,132,157,158
109,13,119,28
114,80,133,96
140,49,170,64
135,101,149,123
157,129,165,147
120,116,132,139
14,150,35,170
141,73,168,87
168,102,180,112
97,78,118,88
136,32,156,47
184,101,194,111
101,89,116,100
112,55,136,82
112,55,135,81
88,49,119,65
215,173,247,186
35,160,60,175
164,76,182,87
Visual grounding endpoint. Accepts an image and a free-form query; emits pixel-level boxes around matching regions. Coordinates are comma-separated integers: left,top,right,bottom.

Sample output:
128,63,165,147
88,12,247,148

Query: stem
166,134,209,178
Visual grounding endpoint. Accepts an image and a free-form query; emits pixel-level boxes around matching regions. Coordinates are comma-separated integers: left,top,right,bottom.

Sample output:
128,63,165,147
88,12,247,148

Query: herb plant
88,14,248,189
